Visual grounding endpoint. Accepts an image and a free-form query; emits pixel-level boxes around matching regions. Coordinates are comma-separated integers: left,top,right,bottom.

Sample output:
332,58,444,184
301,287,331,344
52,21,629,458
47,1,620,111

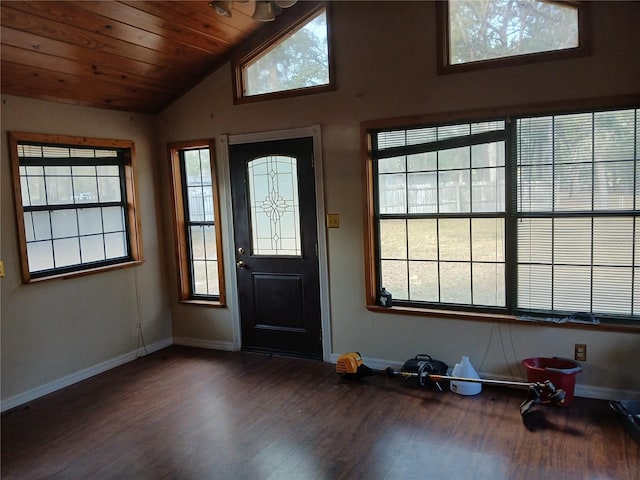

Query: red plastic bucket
522,357,582,406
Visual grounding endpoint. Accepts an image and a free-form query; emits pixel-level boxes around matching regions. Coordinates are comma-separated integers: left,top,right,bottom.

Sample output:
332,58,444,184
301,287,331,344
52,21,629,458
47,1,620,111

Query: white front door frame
217,125,332,361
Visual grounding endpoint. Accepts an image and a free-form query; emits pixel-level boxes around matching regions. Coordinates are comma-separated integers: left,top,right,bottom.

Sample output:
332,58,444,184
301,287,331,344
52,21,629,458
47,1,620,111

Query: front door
229,137,322,359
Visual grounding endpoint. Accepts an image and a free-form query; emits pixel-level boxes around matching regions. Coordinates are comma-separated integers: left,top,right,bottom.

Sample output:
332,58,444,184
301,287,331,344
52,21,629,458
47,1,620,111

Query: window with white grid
368,107,639,324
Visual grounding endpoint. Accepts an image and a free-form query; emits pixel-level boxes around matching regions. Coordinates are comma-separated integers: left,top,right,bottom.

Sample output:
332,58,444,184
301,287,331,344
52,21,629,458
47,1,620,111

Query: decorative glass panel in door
247,155,301,256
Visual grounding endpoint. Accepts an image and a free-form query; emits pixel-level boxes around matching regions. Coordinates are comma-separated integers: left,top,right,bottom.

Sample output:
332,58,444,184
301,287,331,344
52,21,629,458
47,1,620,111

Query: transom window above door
232,4,334,103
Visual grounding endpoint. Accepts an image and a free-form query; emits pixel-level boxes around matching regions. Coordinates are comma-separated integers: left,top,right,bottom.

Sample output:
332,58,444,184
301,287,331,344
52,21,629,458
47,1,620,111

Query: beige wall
1,97,173,403
157,1,640,397
1,1,639,406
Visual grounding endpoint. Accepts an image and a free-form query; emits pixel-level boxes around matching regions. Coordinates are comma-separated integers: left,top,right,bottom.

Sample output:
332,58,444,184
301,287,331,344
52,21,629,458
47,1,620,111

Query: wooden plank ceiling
0,1,307,114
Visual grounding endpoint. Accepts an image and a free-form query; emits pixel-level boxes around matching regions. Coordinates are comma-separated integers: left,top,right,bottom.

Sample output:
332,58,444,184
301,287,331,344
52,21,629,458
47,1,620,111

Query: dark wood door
230,137,322,359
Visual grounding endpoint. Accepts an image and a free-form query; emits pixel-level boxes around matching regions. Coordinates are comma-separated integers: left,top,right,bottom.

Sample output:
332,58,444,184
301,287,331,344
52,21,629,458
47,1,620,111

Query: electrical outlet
575,343,587,361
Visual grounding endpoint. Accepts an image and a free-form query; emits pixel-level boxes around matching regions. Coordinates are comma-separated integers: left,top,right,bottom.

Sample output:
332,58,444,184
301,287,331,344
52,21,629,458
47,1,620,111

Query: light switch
327,214,340,228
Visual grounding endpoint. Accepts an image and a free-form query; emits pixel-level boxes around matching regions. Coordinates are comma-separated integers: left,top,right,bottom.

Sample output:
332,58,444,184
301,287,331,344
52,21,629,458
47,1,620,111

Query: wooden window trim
436,1,591,75
168,139,226,307
365,304,640,334
361,95,640,333
231,2,335,105
8,131,144,283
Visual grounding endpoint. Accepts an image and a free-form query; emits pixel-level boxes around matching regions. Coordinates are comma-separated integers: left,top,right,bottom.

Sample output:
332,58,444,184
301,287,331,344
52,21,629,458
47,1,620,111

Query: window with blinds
516,109,639,319
9,132,143,282
368,107,639,324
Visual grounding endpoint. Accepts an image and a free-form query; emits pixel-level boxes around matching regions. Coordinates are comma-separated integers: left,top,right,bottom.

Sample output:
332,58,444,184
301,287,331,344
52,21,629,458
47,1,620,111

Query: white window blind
516,109,639,318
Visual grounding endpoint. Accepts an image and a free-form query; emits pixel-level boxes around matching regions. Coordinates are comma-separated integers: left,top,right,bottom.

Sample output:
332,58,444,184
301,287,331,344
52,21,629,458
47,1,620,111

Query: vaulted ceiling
0,1,314,114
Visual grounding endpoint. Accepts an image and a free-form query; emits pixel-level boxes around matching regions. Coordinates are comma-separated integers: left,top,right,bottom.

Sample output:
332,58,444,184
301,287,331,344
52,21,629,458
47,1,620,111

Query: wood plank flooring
2,346,638,480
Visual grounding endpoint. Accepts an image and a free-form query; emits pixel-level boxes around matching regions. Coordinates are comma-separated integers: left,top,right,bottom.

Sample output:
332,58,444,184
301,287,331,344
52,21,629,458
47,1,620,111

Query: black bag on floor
400,354,448,390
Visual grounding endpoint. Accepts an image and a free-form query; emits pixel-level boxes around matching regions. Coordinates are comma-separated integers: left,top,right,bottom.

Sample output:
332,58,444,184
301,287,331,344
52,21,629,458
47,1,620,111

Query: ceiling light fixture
209,0,297,22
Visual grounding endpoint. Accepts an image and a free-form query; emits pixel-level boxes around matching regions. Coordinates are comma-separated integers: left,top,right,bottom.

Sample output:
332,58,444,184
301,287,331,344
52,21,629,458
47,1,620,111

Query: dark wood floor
2,346,638,480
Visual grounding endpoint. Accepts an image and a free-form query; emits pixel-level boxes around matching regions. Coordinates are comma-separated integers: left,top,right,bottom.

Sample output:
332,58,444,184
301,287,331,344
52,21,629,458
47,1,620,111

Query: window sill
366,305,640,334
27,260,144,283
178,299,226,308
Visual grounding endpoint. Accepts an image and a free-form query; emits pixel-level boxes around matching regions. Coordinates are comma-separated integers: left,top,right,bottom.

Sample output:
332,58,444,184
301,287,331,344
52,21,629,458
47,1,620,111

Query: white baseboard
573,384,640,401
1,337,173,413
329,352,640,402
172,336,236,351
6,345,634,414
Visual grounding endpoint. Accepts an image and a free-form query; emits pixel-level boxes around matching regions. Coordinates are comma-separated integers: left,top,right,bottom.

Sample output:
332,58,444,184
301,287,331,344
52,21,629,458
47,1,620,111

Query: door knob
236,260,246,269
